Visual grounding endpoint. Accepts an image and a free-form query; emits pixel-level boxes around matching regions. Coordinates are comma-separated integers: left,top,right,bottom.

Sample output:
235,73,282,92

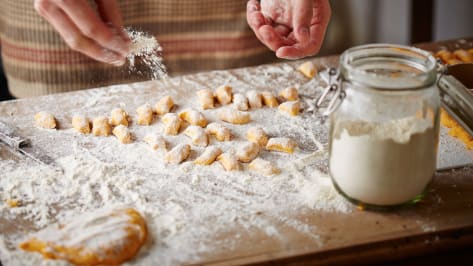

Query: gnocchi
236,142,260,163
112,124,134,144
34,111,57,129
155,95,174,115
165,144,191,164
246,127,268,147
266,137,297,153
278,101,301,116
453,49,473,63
249,158,280,176
184,125,209,147
161,113,182,135
261,91,279,107
196,89,215,109
215,85,233,105
246,90,263,109
72,115,91,134
92,116,112,136
218,108,250,124
194,146,222,165
217,152,240,171
206,122,231,141
232,93,249,111
179,109,208,127
110,108,129,127
297,61,317,79
136,104,154,125
279,86,299,101
143,133,167,150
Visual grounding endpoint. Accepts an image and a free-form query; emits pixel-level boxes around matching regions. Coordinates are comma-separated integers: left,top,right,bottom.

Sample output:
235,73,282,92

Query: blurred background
1,0,472,101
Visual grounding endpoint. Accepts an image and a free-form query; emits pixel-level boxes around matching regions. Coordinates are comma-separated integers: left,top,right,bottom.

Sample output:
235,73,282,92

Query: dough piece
136,104,154,125
469,48,473,56
279,86,299,101
278,100,301,116
297,61,317,78
232,93,249,111
72,115,90,134
206,122,231,141
34,111,57,129
261,91,279,107
184,125,209,147
217,152,240,171
113,125,133,144
247,127,269,147
236,142,260,163
110,108,129,127
20,207,147,266
161,113,182,135
143,133,167,150
92,116,112,136
179,109,208,127
249,158,280,176
218,108,250,124
453,49,473,63
215,85,233,105
266,137,297,153
165,144,191,164
194,146,222,165
155,95,174,115
197,89,215,110
246,90,263,109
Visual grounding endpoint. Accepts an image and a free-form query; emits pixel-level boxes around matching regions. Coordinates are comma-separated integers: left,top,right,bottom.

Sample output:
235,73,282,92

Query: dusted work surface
1,54,473,265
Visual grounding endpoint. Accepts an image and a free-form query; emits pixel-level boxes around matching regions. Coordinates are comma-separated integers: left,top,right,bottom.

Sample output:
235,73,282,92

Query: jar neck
340,44,437,91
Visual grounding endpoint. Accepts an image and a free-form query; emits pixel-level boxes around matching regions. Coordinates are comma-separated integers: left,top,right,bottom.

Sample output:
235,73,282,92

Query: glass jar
328,44,440,209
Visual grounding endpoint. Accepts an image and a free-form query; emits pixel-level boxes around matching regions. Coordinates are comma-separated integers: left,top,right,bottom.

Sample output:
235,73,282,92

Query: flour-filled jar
325,44,441,209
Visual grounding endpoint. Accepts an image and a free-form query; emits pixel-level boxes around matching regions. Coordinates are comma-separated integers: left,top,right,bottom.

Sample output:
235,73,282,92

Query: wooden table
1,40,473,265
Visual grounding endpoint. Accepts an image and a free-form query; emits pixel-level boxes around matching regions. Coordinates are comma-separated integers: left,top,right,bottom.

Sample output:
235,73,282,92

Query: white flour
330,117,437,206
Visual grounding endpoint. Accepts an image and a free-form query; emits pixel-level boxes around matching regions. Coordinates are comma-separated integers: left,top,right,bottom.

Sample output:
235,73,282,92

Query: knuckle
64,36,83,50
82,26,99,38
34,0,53,16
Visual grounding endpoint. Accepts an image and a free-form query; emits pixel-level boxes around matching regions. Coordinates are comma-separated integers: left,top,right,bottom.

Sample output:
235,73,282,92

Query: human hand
247,0,331,59
34,0,130,66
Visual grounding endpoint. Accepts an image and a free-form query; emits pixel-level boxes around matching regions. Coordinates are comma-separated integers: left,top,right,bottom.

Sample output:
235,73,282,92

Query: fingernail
111,36,130,57
102,49,126,66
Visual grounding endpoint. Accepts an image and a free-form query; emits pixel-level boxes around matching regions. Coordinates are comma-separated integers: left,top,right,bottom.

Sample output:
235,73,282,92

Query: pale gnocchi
165,144,191,164
155,95,174,115
236,142,260,163
113,124,134,144
184,125,209,147
179,109,208,127
249,158,280,176
34,111,57,129
218,108,250,124
215,85,233,105
110,108,129,127
206,122,231,141
246,90,263,109
298,61,317,79
246,127,268,147
92,116,112,136
217,152,240,171
161,113,182,135
136,104,154,125
261,91,279,107
278,101,301,116
196,89,215,110
232,93,249,111
72,115,91,134
266,137,297,153
279,86,299,101
194,146,222,165
143,133,167,150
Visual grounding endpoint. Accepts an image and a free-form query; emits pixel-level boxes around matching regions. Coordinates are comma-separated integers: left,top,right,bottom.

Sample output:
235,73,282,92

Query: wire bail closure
315,67,346,120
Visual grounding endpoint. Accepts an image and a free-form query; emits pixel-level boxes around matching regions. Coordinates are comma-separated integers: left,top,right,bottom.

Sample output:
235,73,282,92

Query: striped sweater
0,0,277,98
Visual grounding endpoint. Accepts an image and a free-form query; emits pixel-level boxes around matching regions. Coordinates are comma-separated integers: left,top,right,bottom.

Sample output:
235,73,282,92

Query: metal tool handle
314,68,346,118
0,121,30,149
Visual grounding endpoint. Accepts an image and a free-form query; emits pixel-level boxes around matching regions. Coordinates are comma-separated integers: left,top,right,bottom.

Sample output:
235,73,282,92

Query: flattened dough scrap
249,158,280,176
34,111,57,129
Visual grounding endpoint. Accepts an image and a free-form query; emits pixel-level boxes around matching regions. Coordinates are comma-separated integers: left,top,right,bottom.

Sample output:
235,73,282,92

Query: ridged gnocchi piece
113,125,134,144
278,100,301,116
261,91,279,107
236,142,260,163
218,108,250,124
179,109,208,127
155,95,174,115
206,122,231,141
217,152,240,171
165,144,191,164
110,108,129,127
143,133,167,150
161,113,182,135
246,90,263,109
249,158,280,176
232,93,249,111
92,116,112,136
34,111,57,129
279,86,299,101
72,115,90,134
196,89,215,110
194,146,222,165
453,49,473,63
266,137,297,153
136,104,154,125
19,207,147,266
215,85,233,105
184,125,209,147
247,127,269,147
297,61,317,79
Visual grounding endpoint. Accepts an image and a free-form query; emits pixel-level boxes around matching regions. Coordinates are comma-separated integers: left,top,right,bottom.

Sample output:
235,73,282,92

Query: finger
246,0,266,39
276,24,324,59
258,25,295,51
292,0,313,44
95,0,130,44
40,4,125,65
56,0,129,57
274,25,291,37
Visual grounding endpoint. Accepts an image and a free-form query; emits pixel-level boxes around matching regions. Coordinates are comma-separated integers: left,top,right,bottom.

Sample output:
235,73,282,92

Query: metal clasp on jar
315,67,346,119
